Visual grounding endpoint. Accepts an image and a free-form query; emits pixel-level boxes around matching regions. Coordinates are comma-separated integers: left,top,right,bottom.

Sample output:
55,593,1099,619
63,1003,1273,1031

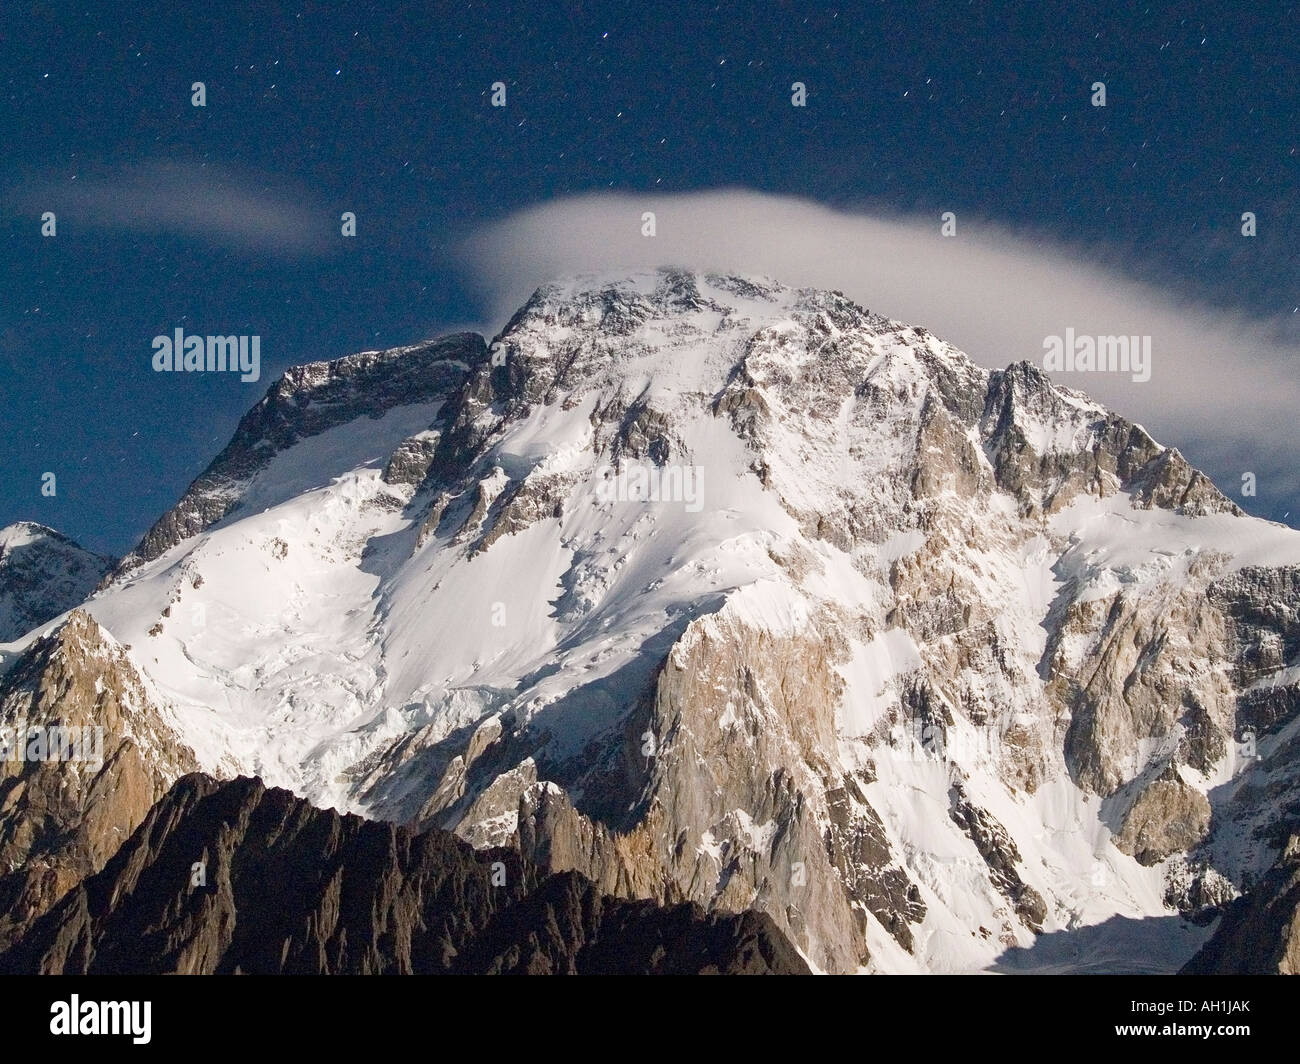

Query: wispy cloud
16,160,333,256
459,190,1298,516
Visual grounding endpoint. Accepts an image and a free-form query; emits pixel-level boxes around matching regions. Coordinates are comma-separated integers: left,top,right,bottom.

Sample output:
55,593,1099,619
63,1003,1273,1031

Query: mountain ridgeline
0,774,807,975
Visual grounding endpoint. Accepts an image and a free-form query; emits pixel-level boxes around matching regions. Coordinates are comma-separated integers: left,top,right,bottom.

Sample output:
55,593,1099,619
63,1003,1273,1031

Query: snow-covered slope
0,523,112,643
10,268,1300,973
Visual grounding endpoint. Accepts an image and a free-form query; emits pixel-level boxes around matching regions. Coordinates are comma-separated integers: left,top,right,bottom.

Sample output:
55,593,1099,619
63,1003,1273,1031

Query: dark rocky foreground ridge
0,773,809,975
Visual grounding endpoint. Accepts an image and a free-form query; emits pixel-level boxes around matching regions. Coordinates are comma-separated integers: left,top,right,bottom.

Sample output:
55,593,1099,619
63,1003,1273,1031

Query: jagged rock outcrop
0,774,808,975
0,610,198,950
382,432,442,487
1115,765,1212,865
1182,833,1300,974
980,363,1238,520
0,523,112,642
949,782,1047,931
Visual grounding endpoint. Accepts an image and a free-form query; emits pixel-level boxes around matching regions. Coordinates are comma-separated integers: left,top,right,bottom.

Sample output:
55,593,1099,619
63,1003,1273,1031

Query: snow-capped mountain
4,268,1300,973
0,523,112,642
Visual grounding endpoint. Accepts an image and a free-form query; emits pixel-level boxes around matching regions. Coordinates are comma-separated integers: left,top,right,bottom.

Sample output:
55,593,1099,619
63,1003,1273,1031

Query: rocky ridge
0,773,808,975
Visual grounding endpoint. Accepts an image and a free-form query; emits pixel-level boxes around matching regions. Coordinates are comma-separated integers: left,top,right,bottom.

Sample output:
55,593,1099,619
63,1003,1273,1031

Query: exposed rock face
113,333,485,575
471,473,574,555
511,606,877,974
822,775,927,953
343,272,1272,970
382,432,441,487
0,611,198,950
1051,557,1237,797
1183,834,1300,974
1163,860,1236,920
1115,766,1212,866
0,774,808,975
0,523,112,642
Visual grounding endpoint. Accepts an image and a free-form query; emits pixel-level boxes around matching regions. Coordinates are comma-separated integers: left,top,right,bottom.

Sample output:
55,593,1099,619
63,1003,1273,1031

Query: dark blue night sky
3,1,1296,555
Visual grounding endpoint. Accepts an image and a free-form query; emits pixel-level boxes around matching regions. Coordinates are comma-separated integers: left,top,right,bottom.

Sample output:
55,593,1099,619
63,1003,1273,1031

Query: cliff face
0,610,198,951
1183,834,1300,974
0,773,807,976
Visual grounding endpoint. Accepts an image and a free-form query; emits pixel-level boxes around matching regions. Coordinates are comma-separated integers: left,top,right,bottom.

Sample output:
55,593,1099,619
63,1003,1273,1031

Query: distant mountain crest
0,523,112,642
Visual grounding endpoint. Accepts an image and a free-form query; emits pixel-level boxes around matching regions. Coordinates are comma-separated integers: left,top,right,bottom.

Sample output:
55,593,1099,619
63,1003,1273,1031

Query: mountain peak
0,524,112,643
47,269,1300,973
1,521,74,550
